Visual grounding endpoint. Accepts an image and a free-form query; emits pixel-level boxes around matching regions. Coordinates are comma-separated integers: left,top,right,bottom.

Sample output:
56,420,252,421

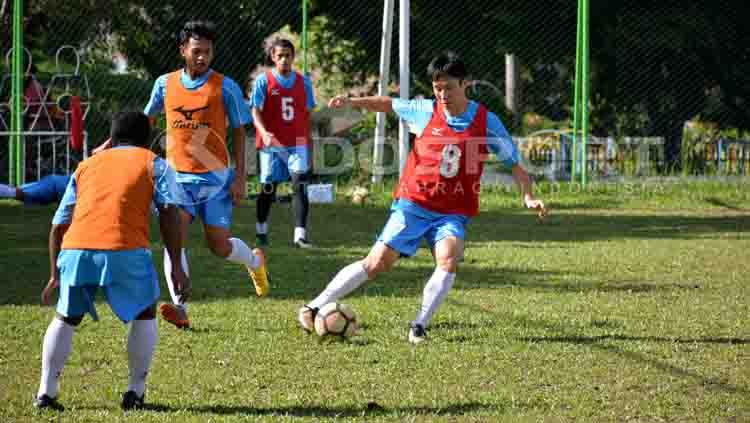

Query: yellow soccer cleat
248,248,270,297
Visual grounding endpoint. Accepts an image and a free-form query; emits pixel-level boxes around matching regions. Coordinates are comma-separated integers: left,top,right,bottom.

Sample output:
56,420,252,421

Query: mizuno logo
431,128,444,136
173,105,209,121
271,89,280,96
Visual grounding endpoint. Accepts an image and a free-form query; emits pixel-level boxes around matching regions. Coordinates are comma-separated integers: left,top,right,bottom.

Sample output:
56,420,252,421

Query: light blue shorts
377,208,467,257
259,146,310,184
56,249,160,323
173,169,235,229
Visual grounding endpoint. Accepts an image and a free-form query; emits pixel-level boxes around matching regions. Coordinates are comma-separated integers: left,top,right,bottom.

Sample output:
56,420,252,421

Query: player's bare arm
328,95,393,113
511,164,548,219
43,224,69,305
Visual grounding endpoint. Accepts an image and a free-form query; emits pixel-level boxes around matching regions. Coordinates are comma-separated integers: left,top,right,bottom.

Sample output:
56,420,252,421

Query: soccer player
34,111,189,411
298,51,547,344
144,21,269,327
251,38,317,248
0,174,70,205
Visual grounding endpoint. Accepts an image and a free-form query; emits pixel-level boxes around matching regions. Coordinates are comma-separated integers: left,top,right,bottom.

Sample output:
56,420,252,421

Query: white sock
127,319,157,397
0,184,16,198
414,268,456,328
308,261,369,309
226,238,259,269
294,227,307,242
38,319,75,398
164,248,189,309
256,222,268,234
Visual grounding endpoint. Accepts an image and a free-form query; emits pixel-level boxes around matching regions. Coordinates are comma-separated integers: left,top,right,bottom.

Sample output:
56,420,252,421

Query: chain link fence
2,0,749,184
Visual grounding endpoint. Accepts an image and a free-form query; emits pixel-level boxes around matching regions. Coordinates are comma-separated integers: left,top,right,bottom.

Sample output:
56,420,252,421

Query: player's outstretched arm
158,205,191,300
43,224,69,305
328,95,393,113
511,164,548,220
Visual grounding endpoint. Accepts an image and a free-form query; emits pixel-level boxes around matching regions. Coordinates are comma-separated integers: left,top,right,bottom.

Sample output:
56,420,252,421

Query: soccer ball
350,186,369,205
314,302,358,338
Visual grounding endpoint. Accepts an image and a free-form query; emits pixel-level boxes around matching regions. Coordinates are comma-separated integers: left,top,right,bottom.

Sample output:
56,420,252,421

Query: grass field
1,179,749,422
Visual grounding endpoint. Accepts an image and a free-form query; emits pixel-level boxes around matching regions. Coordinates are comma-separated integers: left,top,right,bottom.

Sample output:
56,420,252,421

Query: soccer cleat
294,238,314,249
298,305,318,333
256,233,269,247
121,390,145,411
33,394,65,411
248,248,270,297
408,322,428,345
159,303,190,329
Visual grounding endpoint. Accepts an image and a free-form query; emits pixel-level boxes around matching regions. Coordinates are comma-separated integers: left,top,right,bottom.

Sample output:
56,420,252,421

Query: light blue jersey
392,99,520,168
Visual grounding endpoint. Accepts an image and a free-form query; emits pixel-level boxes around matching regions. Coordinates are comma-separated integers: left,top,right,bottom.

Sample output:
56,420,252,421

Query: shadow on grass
449,298,750,396
0,201,747,305
141,401,501,417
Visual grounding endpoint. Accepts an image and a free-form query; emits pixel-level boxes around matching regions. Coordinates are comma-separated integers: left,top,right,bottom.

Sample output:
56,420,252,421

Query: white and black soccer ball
314,302,358,338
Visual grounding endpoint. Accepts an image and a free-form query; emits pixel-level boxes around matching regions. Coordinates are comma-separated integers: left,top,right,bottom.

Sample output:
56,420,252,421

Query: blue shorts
173,169,235,229
56,249,160,323
377,207,468,257
22,174,71,205
259,146,310,184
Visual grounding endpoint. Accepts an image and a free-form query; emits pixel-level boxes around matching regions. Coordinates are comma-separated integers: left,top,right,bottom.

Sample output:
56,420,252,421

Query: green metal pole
302,0,308,73
11,0,24,186
581,0,589,187
570,0,583,182
571,0,583,181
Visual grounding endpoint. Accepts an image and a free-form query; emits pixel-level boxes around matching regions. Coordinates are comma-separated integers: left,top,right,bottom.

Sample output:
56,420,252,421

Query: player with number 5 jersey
298,51,547,344
251,38,317,249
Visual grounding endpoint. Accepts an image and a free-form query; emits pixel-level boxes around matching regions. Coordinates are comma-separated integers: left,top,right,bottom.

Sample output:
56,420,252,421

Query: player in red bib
251,38,317,248
298,52,547,344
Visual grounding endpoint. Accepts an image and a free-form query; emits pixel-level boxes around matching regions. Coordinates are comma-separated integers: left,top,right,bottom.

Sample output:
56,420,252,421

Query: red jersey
255,71,310,149
394,102,489,217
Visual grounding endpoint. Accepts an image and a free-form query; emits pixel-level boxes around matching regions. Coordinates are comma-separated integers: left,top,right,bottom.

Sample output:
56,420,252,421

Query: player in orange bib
299,52,547,344
143,21,269,329
34,112,189,411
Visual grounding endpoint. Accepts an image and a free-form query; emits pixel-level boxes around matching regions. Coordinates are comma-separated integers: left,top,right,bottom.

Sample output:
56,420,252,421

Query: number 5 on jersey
282,97,294,121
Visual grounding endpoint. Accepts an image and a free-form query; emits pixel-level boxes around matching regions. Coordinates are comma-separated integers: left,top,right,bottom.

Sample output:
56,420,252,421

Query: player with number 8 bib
298,51,547,344
251,38,317,249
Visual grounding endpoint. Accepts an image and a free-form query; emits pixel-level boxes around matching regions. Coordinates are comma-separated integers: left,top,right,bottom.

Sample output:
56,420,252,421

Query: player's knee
206,233,232,258
135,304,157,320
57,313,83,327
363,255,394,278
291,173,309,194
435,255,459,273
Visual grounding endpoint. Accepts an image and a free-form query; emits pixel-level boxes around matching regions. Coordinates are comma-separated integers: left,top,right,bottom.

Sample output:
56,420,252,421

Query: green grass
1,179,749,422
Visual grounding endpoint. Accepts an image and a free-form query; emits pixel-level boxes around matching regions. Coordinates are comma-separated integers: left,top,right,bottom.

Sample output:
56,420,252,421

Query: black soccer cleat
33,394,65,411
294,238,314,249
121,390,145,411
408,322,427,345
256,233,269,247
298,305,319,333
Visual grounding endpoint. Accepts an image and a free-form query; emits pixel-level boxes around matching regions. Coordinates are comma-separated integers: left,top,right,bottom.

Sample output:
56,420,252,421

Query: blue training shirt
251,69,317,111
392,99,520,168
53,149,176,225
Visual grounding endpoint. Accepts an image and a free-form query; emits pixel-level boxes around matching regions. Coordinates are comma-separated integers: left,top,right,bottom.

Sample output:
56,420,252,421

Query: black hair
110,111,151,148
267,38,295,60
427,51,468,81
179,21,216,46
